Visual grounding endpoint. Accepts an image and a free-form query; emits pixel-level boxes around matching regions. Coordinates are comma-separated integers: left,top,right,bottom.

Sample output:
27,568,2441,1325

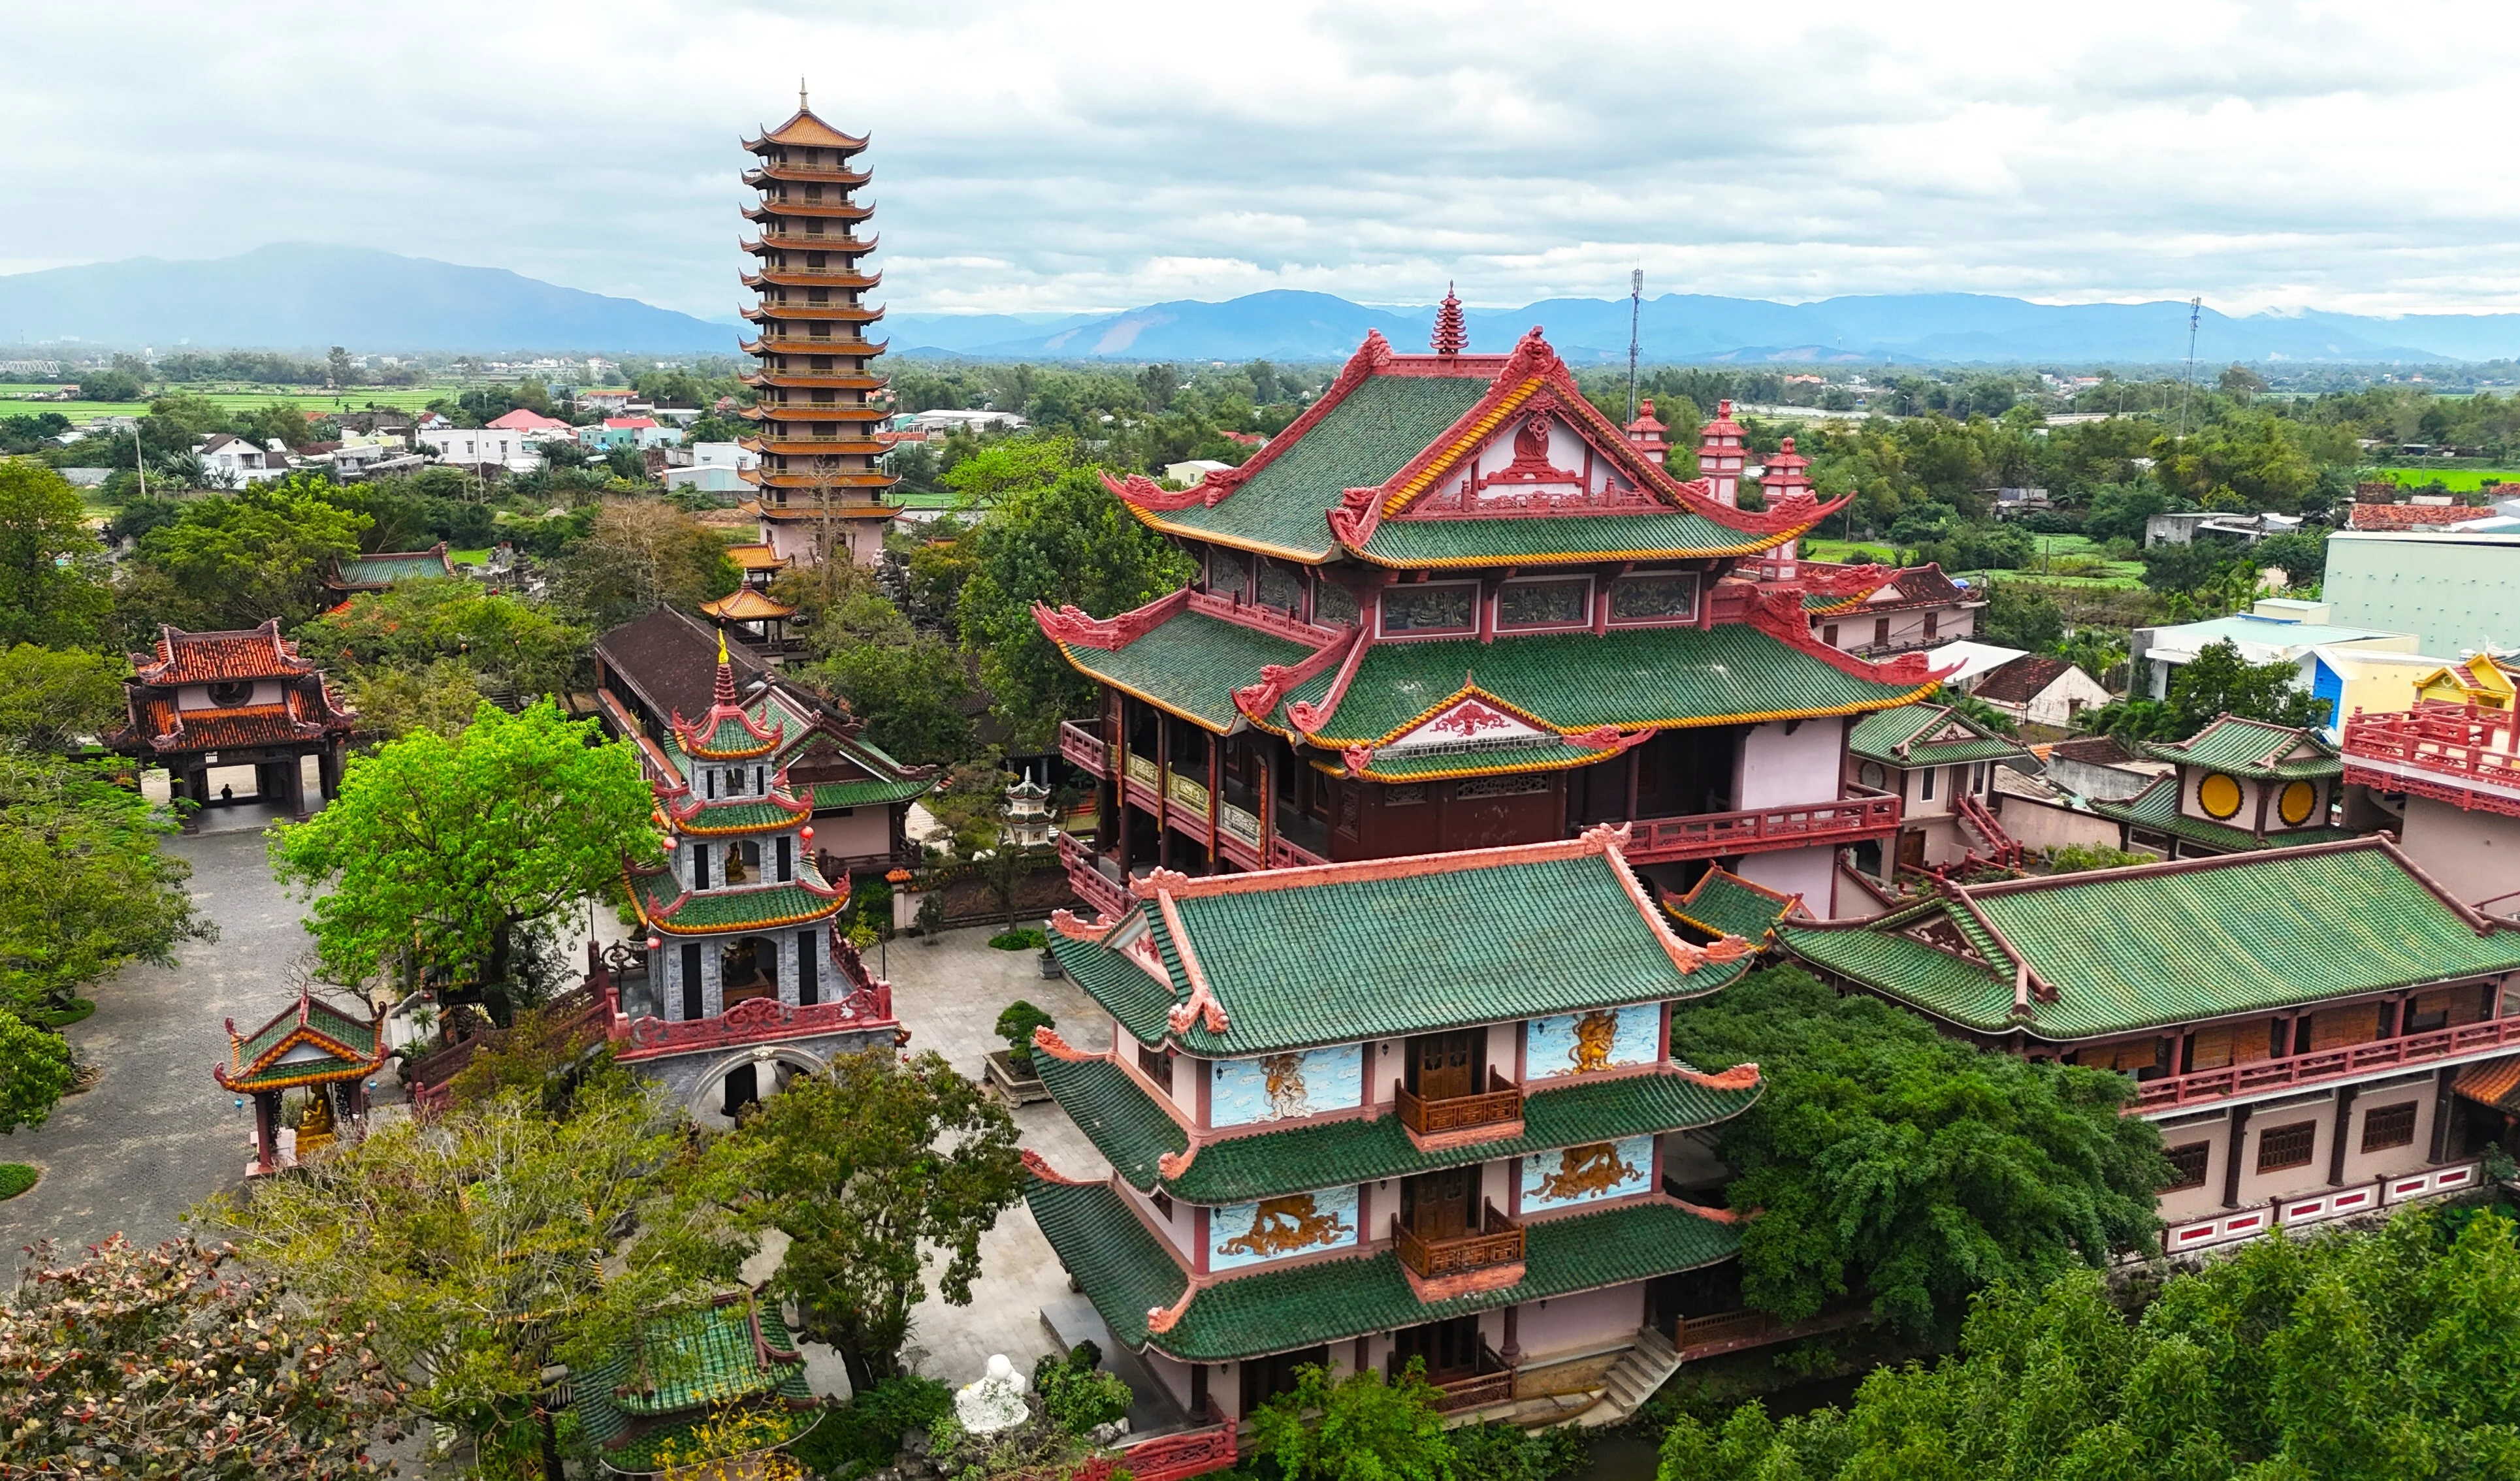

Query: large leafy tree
954,463,1194,747
204,1077,734,1480
547,498,738,631
1666,967,2167,1336
1248,1362,1461,1481
268,700,655,1007
0,750,212,1024
0,1235,404,1480
2165,637,2332,731
294,579,590,706
0,462,114,648
700,1047,1024,1392
0,1004,74,1135
1656,1207,2520,1481
0,643,128,750
121,473,370,631
777,560,975,765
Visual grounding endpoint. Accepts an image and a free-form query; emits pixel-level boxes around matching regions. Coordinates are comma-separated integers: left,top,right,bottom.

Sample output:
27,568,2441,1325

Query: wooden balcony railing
1426,1348,1518,1413
1056,832,1128,921
1071,1401,1237,1481
1167,771,1210,814
1676,1309,1773,1354
1395,1074,1523,1140
1058,719,1112,779
1219,800,1263,847
1393,1202,1524,1282
2131,1014,2520,1113
2341,705,2520,816
1124,752,1160,790
1268,833,1330,868
1617,793,1901,864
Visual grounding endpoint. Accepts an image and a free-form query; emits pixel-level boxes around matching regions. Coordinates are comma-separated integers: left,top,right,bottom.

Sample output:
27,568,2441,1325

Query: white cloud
5,0,2518,317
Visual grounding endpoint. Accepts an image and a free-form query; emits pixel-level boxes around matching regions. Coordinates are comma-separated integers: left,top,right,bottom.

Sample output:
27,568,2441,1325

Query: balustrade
2132,1015,2520,1112
1393,1202,1524,1281
1059,720,1112,778
1395,1074,1523,1139
1617,793,1901,863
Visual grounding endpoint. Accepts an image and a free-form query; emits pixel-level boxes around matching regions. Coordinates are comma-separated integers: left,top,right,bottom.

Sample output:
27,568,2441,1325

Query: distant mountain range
0,244,737,355
10,245,2520,365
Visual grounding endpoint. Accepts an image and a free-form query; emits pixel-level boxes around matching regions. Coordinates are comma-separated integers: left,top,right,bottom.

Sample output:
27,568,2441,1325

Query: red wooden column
1207,733,1221,868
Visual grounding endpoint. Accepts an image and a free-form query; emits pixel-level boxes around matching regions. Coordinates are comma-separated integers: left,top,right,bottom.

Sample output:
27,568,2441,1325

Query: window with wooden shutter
2308,1004,2383,1052
2256,1121,2318,1173
2360,1102,2418,1153
2164,1142,2212,1190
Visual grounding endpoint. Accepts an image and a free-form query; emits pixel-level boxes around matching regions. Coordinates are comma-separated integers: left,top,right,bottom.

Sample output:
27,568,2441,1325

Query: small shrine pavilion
698,586,800,653
569,1292,820,1473
609,629,906,1124
212,988,385,1177
736,89,900,566
110,620,355,817
1844,702,2036,878
323,543,455,601
2092,714,2357,858
1039,317,1949,920
1025,825,1773,1424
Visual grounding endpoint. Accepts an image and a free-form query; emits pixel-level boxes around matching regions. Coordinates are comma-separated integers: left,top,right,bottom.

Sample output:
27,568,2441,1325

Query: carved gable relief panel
1385,695,1550,753
1398,400,1662,520
1210,1184,1361,1269
1900,914,1988,964
1527,1003,1660,1080
1519,1134,1653,1211
1211,1045,1365,1127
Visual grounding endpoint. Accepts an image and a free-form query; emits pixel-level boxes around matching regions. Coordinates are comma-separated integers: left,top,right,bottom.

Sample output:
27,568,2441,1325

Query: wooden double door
1239,1345,1327,1418
1404,1028,1486,1102
1393,1314,1483,1382
1399,1166,1474,1241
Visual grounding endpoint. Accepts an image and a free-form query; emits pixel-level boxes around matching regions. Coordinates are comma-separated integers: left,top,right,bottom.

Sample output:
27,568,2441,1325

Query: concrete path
0,804,311,1256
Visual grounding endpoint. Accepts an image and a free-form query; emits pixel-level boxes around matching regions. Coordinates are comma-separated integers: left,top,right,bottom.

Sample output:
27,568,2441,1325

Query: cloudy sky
7,0,2515,319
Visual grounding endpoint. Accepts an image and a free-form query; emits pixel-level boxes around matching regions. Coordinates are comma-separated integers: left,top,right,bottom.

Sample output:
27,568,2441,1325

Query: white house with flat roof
2132,599,2421,705
2326,532,2520,662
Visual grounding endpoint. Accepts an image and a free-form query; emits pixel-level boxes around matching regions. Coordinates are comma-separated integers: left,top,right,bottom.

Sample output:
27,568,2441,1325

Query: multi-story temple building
1779,837,2520,1252
606,631,908,1123
1024,827,1771,1422
111,620,354,818
1042,321,1945,919
737,88,899,567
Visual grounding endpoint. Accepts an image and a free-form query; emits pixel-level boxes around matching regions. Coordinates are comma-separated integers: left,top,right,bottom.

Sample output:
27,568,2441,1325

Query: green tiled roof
1668,868,1798,942
1778,840,2520,1042
1029,1175,1740,1362
1348,742,1604,781
1278,622,1935,744
337,552,451,585
689,712,779,756
677,801,807,833
1848,705,2029,768
2091,774,2359,854
1355,511,1788,568
1148,374,1494,560
1057,847,1749,1056
630,870,846,932
2144,716,2340,780
570,1297,817,1469
1039,1052,1758,1203
225,994,380,1091
810,776,931,810
1058,609,1315,733
1048,932,1181,1046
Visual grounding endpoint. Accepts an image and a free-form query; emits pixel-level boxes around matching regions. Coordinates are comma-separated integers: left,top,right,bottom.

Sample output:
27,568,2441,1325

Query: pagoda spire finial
800,76,809,111
713,628,738,708
1432,282,1466,356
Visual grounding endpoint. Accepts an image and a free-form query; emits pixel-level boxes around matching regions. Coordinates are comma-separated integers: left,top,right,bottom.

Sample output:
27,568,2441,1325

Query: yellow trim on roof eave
1344,521,1815,569
1118,500,1333,565
1667,908,1774,942
1379,378,1546,516
1301,680,1941,751
1051,642,1239,735
1346,746,1607,782
672,805,815,836
225,1063,385,1093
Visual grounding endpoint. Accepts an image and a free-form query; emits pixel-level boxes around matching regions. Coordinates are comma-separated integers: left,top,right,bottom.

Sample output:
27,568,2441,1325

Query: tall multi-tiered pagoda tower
737,86,899,567
1039,321,1944,919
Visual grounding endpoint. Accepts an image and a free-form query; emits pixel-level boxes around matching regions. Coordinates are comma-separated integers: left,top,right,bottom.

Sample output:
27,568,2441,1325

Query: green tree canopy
698,1047,1024,1393
0,750,212,1027
777,560,975,765
548,498,738,631
1247,1361,1460,1481
955,466,1194,746
0,1005,75,1135
122,474,369,632
2165,637,2331,733
293,579,589,704
204,1077,734,1476
1666,966,2167,1336
267,700,655,1006
1978,582,2065,653
1657,1205,2520,1481
0,462,113,648
0,644,127,750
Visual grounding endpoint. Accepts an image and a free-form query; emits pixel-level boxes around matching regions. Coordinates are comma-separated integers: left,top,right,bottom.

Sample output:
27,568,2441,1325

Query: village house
1801,563,1982,658
1026,827,1781,1425
1967,655,2111,731
195,433,291,485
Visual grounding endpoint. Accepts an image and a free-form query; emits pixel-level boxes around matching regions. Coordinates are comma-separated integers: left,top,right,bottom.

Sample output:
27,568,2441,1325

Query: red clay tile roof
2453,1057,2520,1114
1973,655,2076,705
2348,502,2472,531
2043,735,2138,766
131,689,348,752
131,620,311,684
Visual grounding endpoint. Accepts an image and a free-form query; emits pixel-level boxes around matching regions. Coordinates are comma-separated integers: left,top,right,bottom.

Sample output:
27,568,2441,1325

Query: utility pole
2178,296,2201,440
133,426,146,498
1626,268,1644,422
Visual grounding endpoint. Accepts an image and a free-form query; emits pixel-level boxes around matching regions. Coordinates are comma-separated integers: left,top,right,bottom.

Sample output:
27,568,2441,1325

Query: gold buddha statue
295,1090,337,1155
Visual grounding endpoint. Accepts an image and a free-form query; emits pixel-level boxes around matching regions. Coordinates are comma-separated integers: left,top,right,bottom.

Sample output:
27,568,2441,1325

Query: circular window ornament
1858,761,1886,791
2198,772,2243,820
2278,779,2318,827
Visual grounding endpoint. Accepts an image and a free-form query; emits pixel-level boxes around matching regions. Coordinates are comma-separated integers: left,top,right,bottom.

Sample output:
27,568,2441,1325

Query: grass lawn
2374,468,2520,493
447,547,493,567
1804,538,1898,564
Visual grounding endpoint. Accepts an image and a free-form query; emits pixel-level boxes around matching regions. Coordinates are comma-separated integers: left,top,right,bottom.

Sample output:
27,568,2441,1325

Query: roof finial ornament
713,627,738,708
800,76,809,111
1432,282,1466,356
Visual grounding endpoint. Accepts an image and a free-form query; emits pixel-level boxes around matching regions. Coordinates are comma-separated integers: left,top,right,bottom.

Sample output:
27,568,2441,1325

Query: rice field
0,383,455,424
2372,468,2520,493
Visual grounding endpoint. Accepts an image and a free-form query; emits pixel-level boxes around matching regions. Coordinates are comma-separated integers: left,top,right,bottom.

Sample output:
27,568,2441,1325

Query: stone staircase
1579,1325,1682,1427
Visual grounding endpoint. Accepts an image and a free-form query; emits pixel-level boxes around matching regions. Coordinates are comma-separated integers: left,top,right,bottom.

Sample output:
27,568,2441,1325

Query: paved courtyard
0,807,1117,1402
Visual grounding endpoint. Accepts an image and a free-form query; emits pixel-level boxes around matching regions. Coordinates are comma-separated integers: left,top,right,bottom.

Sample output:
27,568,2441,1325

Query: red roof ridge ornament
1029,1026,1098,1064
1675,1061,1762,1091
1432,283,1466,355
1020,1148,1097,1186
1047,908,1107,941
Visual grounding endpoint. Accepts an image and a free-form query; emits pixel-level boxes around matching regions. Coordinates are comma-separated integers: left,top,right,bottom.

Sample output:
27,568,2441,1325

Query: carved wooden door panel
1408,1029,1482,1102
1401,1166,1471,1241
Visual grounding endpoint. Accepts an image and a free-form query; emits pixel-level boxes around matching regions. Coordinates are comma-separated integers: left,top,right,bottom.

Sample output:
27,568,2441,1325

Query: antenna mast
1626,268,1644,422
2178,295,2201,440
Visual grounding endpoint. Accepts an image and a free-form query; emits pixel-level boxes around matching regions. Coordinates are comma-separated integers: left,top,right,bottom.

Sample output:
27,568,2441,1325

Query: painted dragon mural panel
1526,1003,1658,1080
1519,1134,1654,1211
1212,1045,1363,1127
1210,1184,1361,1270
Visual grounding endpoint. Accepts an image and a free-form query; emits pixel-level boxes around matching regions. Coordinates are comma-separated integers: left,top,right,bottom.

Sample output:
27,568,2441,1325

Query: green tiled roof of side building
2141,715,2342,780
570,1295,818,1469
1046,838,1751,1057
1667,868,1801,944
1055,609,1316,733
1777,838,2520,1042
336,548,453,586
1027,1173,1741,1362
1849,704,2033,769
809,777,932,810
2090,774,2360,854
1037,1051,1758,1204
1143,374,1494,560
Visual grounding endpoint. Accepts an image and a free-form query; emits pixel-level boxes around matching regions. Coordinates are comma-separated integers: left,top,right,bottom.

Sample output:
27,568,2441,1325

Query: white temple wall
1515,1281,1642,1360
1733,845,1836,920
1736,718,1843,810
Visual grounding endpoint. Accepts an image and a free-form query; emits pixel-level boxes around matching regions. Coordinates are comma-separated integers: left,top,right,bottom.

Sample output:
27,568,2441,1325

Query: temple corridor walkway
0,808,308,1254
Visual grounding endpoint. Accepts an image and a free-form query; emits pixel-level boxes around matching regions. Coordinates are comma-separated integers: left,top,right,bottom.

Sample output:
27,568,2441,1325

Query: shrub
790,1375,954,1474
2045,844,2149,874
0,1162,36,1200
995,998,1056,1068
1032,1348,1131,1436
1448,1420,1589,1481
988,927,1048,951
